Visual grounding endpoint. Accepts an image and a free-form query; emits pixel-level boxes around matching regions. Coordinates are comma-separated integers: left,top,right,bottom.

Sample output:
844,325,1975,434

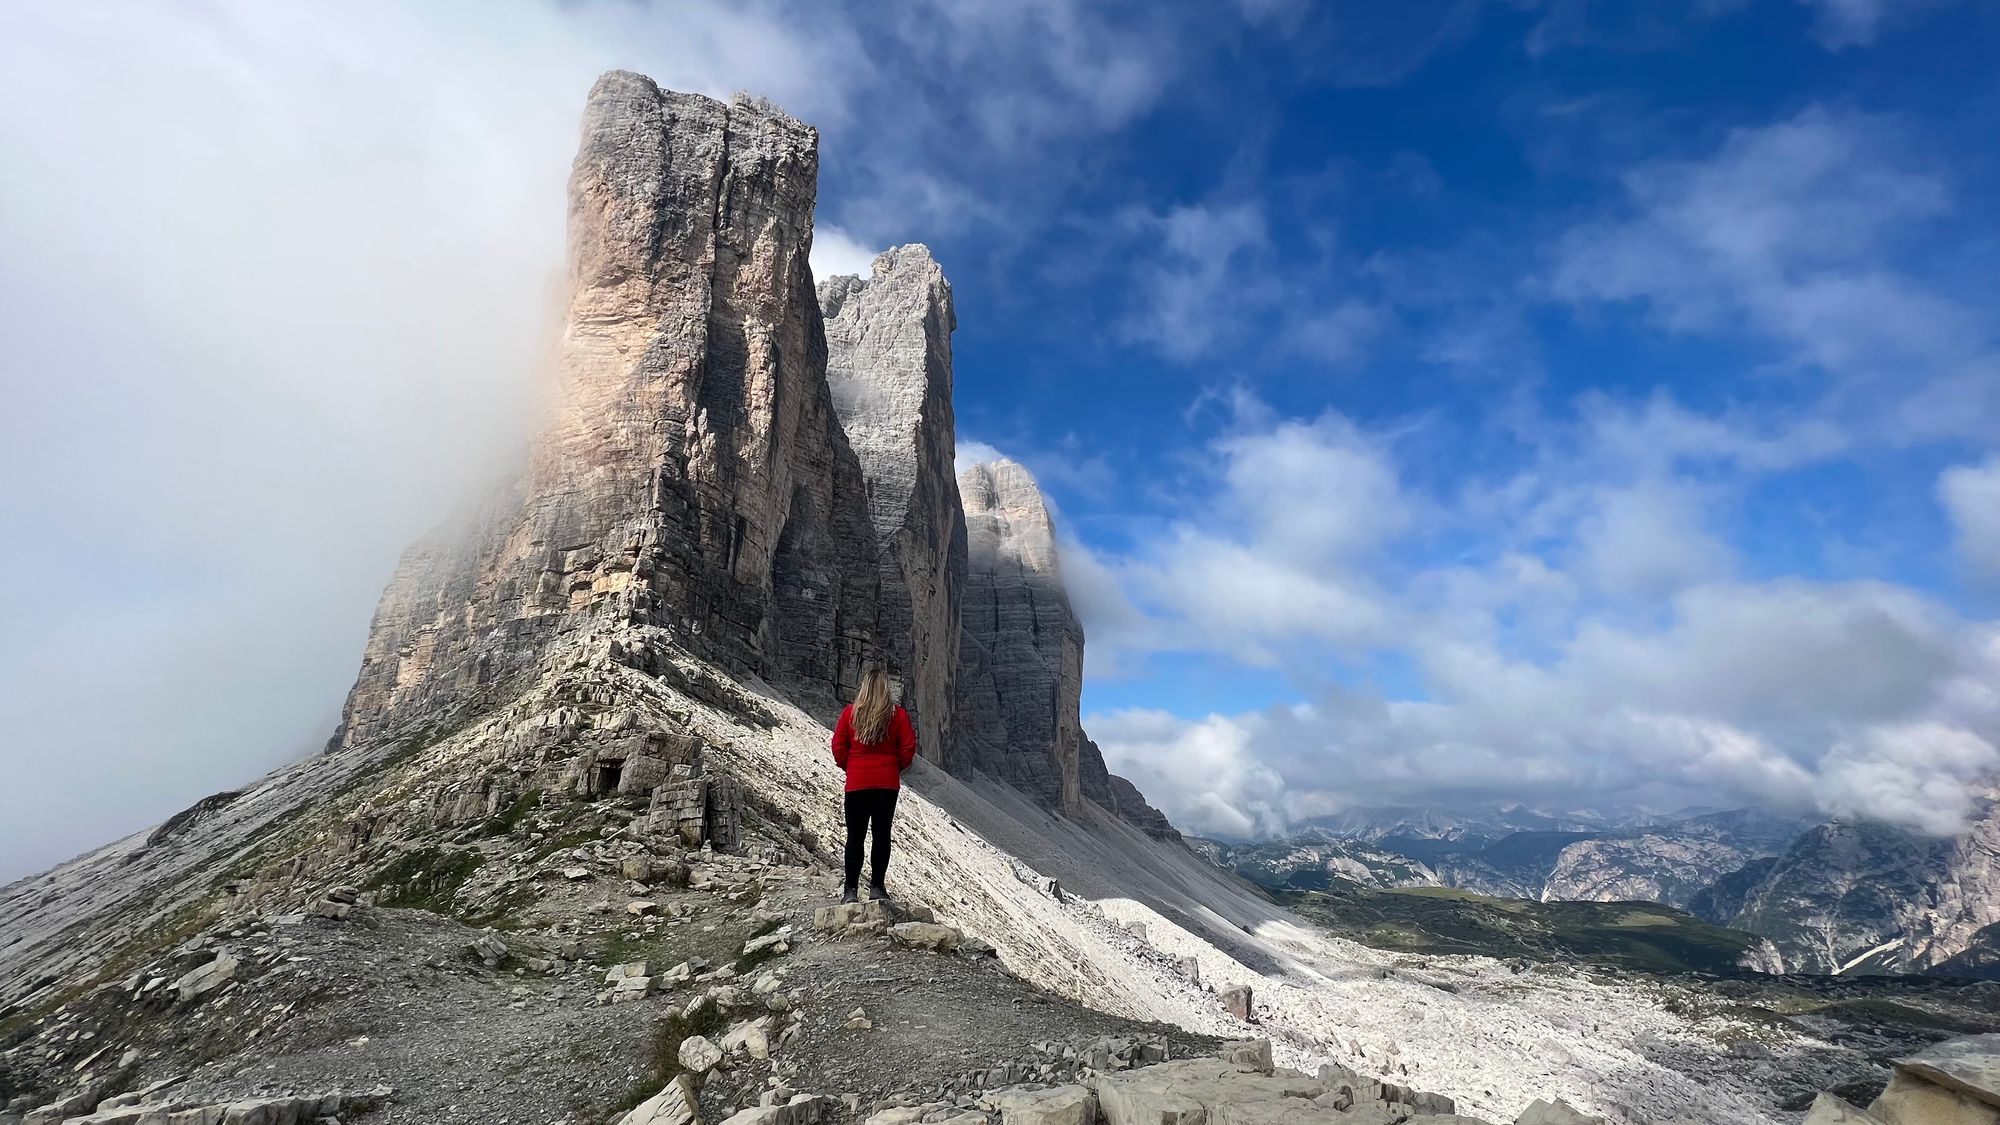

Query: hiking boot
867,881,889,904
839,886,859,905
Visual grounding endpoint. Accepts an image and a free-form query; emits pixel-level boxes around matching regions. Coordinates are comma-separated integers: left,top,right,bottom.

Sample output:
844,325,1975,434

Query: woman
830,663,917,904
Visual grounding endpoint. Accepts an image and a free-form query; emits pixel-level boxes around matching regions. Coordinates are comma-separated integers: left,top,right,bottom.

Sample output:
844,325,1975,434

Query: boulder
465,933,508,966
1219,985,1253,1021
1092,1057,1467,1125
814,900,894,938
888,922,962,952
721,1016,774,1060
1885,1034,2000,1118
1094,1075,1205,1125
989,1085,1093,1125
618,1075,701,1125
678,1034,724,1074
1218,1040,1273,1075
1801,1094,1887,1124
172,952,238,1002
719,1097,834,1125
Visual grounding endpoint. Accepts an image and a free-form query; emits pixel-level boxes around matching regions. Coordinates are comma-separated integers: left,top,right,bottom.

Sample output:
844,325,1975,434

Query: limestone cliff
819,246,967,763
954,459,1176,838
953,459,1085,813
335,72,881,750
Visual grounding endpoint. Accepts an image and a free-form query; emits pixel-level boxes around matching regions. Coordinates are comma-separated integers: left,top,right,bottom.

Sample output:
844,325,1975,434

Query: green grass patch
1284,881,1763,975
368,848,486,913
484,788,545,837
606,1004,729,1117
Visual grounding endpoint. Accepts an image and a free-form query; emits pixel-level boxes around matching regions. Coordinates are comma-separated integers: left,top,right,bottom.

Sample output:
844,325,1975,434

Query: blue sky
2,0,1997,873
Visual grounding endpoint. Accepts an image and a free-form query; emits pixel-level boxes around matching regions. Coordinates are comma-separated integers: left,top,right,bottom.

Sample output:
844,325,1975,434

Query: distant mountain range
1193,789,2000,979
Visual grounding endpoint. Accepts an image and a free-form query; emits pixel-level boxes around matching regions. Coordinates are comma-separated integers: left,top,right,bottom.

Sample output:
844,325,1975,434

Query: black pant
843,787,898,891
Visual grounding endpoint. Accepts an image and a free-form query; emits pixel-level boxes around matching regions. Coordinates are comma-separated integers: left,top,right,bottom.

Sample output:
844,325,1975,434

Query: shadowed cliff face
953,459,1086,814
953,458,1176,838
820,246,967,763
334,72,882,750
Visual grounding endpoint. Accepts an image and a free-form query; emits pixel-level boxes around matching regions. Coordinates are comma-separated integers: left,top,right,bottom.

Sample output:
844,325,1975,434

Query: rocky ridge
0,69,1962,1125
1726,791,2000,975
1217,801,2000,979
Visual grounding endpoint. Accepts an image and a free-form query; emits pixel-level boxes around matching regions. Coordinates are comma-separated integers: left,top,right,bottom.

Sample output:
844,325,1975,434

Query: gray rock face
334,71,882,749
952,459,1085,815
1081,737,1180,841
952,458,1174,836
1725,786,2000,974
820,246,967,762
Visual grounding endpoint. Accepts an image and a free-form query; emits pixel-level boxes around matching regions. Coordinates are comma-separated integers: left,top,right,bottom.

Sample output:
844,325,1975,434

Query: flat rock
989,1084,1094,1125
1896,1033,2000,1109
888,921,962,952
1801,1093,1888,1124
619,1075,701,1125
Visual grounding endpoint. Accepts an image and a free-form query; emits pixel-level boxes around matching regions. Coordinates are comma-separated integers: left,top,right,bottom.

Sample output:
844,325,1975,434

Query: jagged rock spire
334,72,879,749
953,458,1176,836
953,458,1086,814
820,245,967,762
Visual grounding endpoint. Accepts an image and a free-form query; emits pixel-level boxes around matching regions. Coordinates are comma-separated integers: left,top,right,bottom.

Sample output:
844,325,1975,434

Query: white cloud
811,226,883,280
1571,479,1735,598
0,0,1201,881
1076,386,1998,838
1119,201,1271,361
1090,708,1291,838
1551,107,1980,385
953,439,1005,479
1939,455,2000,576
1091,577,1997,838
1083,399,1411,668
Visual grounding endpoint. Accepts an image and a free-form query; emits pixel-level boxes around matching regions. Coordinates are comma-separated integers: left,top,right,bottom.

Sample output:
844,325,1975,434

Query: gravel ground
5,849,1220,1125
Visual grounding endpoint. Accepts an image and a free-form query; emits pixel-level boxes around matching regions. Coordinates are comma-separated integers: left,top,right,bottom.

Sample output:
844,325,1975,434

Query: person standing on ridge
831,662,917,905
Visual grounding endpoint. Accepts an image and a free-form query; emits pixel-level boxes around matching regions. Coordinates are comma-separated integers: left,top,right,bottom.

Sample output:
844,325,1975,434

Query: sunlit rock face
820,245,967,763
335,72,882,750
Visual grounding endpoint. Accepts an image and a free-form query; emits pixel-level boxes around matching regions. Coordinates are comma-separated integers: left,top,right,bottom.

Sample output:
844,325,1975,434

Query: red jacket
832,704,917,791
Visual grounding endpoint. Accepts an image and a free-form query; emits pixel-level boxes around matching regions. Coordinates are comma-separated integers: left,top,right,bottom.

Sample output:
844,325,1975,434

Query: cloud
811,226,884,280
1079,385,1999,838
1551,107,1980,385
1118,201,1272,361
1090,708,1292,838
1798,0,1954,49
1571,479,1735,598
1082,398,1411,667
953,439,1005,479
0,0,1204,881
1939,455,2000,576
1093,579,1997,838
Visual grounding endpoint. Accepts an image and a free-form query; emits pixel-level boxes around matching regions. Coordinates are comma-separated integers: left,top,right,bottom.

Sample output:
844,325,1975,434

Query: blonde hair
852,663,894,743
